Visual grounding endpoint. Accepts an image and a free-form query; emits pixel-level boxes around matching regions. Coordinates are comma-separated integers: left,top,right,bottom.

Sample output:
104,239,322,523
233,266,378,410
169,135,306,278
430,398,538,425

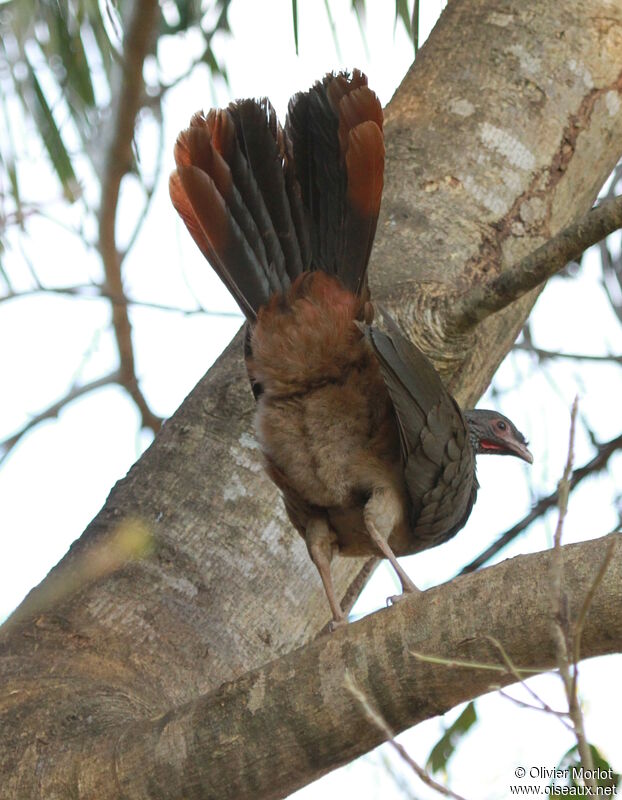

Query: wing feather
365,322,478,544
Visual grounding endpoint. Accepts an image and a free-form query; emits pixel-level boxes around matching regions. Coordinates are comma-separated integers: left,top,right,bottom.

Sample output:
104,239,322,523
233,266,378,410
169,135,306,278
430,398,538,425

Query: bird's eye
497,421,507,431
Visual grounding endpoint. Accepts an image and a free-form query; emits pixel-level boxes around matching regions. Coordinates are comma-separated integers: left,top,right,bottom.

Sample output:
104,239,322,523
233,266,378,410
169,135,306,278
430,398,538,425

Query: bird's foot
386,585,421,607
328,617,348,632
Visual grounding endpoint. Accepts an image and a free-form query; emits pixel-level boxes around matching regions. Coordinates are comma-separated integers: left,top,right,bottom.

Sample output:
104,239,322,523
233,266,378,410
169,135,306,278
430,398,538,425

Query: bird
169,70,533,628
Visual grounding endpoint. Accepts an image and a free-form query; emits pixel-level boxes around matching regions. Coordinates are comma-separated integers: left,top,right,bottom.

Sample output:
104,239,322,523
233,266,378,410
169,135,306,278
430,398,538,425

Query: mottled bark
450,193,622,327
374,0,622,396
2,1,622,798
88,537,622,799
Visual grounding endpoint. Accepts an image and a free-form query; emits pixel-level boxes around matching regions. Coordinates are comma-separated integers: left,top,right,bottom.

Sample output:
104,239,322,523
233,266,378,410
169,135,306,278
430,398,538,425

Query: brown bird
170,70,533,627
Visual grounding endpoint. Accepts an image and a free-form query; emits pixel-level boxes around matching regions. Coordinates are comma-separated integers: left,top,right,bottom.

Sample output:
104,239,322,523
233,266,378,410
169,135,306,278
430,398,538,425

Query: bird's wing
364,322,477,546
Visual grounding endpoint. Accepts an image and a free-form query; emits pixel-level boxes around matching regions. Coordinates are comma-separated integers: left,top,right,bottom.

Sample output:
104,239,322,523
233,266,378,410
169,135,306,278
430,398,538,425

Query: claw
386,586,421,607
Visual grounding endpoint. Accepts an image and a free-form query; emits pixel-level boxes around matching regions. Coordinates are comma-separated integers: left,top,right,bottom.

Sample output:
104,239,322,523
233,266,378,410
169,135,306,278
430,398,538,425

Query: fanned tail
286,69,384,297
169,100,309,321
170,70,384,320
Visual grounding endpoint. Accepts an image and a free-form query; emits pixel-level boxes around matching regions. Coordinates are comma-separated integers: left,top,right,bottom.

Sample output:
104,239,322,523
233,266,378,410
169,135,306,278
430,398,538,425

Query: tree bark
76,536,622,799
2,1,622,797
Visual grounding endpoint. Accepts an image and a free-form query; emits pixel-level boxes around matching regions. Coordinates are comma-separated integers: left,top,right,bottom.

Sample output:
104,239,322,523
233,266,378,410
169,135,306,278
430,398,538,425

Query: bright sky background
1,1,621,797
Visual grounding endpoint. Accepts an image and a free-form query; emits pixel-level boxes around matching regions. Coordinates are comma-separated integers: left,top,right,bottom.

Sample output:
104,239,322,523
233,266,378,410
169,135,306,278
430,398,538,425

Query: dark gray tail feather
286,69,384,297
170,70,384,320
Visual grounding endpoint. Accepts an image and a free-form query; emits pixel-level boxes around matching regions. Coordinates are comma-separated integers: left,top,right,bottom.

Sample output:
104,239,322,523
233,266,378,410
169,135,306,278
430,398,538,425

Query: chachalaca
170,70,533,628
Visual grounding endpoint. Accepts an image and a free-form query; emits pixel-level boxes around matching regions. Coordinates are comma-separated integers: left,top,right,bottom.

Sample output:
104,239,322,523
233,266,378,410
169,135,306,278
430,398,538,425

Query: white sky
1,1,621,797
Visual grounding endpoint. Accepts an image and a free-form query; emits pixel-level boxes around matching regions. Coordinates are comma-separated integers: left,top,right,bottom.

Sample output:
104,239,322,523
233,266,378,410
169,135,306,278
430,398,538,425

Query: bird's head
463,409,533,464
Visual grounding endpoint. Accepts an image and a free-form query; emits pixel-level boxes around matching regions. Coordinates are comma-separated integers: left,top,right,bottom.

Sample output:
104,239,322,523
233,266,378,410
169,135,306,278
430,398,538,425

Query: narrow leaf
553,744,620,790
323,0,341,59
351,0,369,57
395,0,413,41
50,8,96,110
291,0,299,54
216,0,233,33
0,72,23,224
412,0,420,53
0,239,11,290
86,0,116,76
426,702,477,774
25,57,79,202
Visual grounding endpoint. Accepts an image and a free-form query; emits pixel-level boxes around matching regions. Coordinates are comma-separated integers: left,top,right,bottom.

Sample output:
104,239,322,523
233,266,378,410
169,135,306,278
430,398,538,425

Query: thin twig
0,200,93,239
345,673,470,800
550,399,597,792
153,2,231,101
513,341,622,365
16,236,43,289
153,47,211,99
549,400,577,657
0,371,121,466
410,650,542,676
484,636,573,731
377,751,419,800
97,0,162,433
460,430,622,574
552,398,577,549
122,99,165,258
497,690,571,724
569,538,616,704
450,194,622,330
0,283,241,316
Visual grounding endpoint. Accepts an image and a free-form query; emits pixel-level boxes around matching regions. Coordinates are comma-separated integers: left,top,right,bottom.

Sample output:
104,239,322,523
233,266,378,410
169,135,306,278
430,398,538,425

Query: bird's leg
305,517,347,629
365,519,419,601
364,487,420,602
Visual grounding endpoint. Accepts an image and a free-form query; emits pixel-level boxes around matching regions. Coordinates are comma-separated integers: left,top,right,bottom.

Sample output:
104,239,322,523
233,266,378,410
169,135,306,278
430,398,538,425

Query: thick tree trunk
1,1,621,797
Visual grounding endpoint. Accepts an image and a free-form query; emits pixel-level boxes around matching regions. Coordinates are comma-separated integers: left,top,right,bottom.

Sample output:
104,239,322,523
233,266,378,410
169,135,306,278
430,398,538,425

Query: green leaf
552,744,620,790
412,0,420,53
216,0,233,34
351,0,369,57
0,238,10,290
395,0,413,40
0,149,21,229
25,56,79,202
322,0,341,59
24,2,98,151
291,0,299,54
201,46,229,85
200,0,232,81
426,702,477,774
84,0,117,76
0,66,23,226
161,0,203,36
48,6,96,111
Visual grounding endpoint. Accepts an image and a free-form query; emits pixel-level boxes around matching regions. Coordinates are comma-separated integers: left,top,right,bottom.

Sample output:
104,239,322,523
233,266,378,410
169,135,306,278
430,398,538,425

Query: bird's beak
510,441,534,464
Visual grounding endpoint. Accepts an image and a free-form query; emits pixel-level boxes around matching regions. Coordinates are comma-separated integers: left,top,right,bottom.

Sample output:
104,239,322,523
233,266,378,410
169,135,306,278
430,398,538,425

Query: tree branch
44,536,622,800
97,0,161,432
449,194,622,331
0,371,121,466
513,341,622,366
0,283,241,316
4,4,622,796
122,99,165,259
551,401,597,790
460,430,622,574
